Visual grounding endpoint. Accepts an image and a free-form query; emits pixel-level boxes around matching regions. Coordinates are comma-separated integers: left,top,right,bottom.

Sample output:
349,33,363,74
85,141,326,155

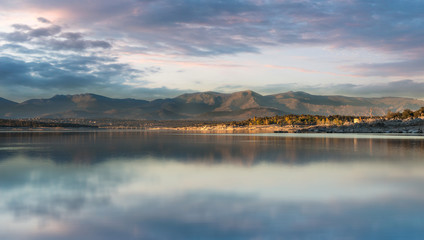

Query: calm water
1,131,424,240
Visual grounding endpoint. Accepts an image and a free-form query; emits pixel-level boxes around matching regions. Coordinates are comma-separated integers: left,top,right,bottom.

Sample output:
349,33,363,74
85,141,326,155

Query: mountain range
1,91,424,120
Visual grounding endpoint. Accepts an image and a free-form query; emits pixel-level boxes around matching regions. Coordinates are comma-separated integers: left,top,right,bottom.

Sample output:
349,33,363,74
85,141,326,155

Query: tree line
230,115,363,126
0,119,97,128
229,107,424,127
386,107,424,119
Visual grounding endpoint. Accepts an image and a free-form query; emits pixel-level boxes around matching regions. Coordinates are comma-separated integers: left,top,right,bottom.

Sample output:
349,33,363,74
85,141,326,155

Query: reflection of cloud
110,161,424,202
2,156,424,239
0,157,123,222
2,131,424,239
2,153,424,203
8,195,88,219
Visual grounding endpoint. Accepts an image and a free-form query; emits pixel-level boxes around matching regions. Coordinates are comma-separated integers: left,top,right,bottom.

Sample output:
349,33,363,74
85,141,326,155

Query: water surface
1,131,424,239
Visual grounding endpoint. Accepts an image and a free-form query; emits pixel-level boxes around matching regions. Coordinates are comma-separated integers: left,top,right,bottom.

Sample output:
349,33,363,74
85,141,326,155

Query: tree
402,109,413,119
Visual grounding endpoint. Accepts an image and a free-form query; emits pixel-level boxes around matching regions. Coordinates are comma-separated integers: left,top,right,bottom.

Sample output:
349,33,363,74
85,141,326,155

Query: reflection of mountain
1,91,424,120
1,132,423,165
2,132,424,240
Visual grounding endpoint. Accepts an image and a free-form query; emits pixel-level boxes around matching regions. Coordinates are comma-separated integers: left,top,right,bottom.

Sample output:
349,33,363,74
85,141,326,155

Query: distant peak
239,90,254,93
49,93,103,98
286,91,309,95
273,91,312,97
233,90,261,96
75,93,102,97
176,91,225,99
50,94,68,99
74,93,112,100
71,93,107,104
0,97,17,104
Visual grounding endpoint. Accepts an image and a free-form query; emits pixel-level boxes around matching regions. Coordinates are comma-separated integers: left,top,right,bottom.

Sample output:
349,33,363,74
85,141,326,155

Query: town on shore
1,107,424,134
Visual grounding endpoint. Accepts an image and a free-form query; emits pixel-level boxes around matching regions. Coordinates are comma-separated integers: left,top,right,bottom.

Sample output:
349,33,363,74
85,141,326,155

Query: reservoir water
1,131,424,240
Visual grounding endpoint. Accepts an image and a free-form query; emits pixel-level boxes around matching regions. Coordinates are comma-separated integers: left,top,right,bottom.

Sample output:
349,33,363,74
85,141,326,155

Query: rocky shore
3,118,423,135
302,118,424,134
150,117,424,134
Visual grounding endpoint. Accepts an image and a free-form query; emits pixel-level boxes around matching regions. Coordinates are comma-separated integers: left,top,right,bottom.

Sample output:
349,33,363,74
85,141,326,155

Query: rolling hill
1,91,423,120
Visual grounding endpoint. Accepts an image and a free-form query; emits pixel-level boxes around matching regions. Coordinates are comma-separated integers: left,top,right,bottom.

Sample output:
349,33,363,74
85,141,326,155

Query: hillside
1,91,423,120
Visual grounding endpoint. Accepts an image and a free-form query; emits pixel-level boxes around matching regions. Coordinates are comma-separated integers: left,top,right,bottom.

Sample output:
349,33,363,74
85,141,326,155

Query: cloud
0,54,161,98
121,86,192,100
325,80,424,98
216,80,424,99
343,58,424,77
37,17,51,24
1,1,424,98
0,55,134,88
6,0,421,58
0,18,166,101
49,32,112,50
4,31,31,42
48,37,112,51
0,56,103,88
0,43,44,54
2,21,111,51
11,24,32,30
29,25,61,37
0,55,191,101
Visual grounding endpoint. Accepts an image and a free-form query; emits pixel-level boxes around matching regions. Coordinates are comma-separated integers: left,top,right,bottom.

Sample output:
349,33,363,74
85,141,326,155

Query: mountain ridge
1,91,423,120
0,97,17,105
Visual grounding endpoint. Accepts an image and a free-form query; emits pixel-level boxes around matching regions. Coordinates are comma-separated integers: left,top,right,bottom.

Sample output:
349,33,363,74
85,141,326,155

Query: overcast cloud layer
0,0,423,101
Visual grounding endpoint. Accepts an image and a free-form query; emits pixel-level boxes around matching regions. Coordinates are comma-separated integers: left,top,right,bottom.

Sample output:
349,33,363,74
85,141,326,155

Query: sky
0,0,423,102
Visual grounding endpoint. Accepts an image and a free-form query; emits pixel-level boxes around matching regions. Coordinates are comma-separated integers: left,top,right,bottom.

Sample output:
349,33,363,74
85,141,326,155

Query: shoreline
1,118,423,135
146,118,424,134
